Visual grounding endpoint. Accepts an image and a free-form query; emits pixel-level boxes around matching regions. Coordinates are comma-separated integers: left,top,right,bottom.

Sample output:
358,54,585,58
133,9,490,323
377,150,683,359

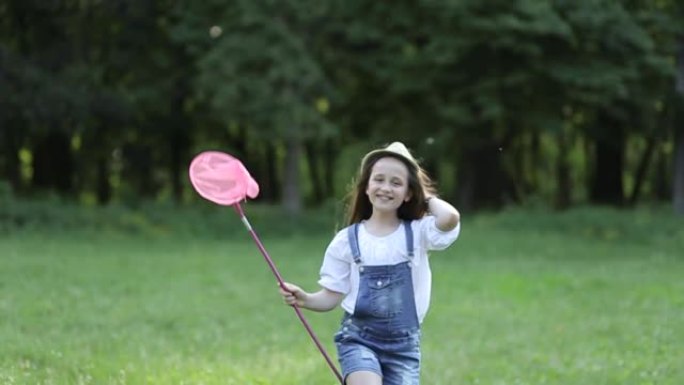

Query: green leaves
2,0,683,207
184,1,336,140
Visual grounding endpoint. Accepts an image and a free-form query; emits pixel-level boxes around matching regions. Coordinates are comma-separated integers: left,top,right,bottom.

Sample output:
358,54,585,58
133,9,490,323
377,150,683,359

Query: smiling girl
280,142,461,385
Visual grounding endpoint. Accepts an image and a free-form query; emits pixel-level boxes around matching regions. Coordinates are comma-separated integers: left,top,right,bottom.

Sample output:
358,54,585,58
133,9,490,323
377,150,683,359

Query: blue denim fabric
335,261,421,385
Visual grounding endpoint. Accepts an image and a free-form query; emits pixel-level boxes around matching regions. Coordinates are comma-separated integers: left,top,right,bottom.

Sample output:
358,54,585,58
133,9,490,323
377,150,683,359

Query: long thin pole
233,203,344,384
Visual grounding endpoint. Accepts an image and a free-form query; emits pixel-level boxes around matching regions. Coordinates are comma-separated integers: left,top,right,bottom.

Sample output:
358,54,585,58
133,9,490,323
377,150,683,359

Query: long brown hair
344,153,437,226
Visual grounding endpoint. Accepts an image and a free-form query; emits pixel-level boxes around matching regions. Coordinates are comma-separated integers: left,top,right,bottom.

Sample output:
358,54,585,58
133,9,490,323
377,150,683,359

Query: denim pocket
334,320,360,344
366,275,405,318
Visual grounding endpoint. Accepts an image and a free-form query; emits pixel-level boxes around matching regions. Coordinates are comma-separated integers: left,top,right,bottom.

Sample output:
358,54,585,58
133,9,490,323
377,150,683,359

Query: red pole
233,203,344,384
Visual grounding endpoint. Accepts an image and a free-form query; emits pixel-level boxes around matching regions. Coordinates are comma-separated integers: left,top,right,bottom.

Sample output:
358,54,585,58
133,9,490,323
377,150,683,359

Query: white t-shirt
318,215,461,324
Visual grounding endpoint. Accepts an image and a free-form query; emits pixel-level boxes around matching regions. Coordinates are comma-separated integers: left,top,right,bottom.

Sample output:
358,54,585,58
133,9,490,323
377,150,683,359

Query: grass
0,206,682,384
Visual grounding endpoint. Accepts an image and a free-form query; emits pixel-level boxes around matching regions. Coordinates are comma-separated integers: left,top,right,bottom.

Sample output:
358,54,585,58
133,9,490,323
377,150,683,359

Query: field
0,206,682,384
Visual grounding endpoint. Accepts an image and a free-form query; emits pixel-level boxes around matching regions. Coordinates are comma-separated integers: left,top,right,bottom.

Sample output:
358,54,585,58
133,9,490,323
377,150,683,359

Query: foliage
179,1,337,139
1,0,683,211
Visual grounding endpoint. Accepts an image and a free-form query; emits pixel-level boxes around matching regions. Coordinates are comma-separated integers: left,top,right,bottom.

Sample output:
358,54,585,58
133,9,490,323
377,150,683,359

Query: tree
182,0,337,214
674,37,684,214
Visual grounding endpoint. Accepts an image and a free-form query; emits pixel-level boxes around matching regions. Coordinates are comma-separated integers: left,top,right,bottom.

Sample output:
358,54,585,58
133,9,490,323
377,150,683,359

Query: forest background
2,0,684,217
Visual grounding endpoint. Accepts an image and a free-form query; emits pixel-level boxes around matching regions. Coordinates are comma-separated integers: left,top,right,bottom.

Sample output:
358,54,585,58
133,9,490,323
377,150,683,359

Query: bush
0,198,342,239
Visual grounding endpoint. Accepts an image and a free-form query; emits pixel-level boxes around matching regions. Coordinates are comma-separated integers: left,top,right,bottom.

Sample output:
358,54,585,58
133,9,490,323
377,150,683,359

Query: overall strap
402,219,414,257
347,223,362,264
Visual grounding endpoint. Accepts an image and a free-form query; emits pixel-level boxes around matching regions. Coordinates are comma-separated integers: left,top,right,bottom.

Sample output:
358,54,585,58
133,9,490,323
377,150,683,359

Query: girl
280,141,461,385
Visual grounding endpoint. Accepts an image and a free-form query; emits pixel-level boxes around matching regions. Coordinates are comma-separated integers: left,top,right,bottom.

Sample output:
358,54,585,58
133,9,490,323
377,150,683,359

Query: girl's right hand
279,282,308,307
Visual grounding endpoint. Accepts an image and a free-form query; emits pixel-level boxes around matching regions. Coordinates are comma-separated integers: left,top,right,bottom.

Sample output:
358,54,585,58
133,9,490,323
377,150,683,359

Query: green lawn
0,207,682,384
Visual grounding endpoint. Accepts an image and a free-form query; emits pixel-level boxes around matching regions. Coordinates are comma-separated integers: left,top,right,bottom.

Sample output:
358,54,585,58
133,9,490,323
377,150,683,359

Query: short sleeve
317,229,352,294
419,215,461,251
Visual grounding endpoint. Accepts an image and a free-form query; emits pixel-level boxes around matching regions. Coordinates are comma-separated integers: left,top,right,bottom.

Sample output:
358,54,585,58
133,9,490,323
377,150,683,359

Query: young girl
280,141,461,385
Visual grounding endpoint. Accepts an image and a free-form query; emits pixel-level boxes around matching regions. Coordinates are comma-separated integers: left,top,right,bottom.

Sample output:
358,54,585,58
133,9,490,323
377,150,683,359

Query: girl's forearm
301,288,344,312
427,196,460,231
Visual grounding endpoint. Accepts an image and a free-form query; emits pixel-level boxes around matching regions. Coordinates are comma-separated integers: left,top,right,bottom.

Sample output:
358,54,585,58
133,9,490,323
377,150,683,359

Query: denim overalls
334,220,421,385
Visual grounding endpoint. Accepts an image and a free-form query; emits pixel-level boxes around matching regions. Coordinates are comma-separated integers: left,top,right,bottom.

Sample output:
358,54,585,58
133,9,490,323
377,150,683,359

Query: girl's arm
279,282,344,312
426,196,460,231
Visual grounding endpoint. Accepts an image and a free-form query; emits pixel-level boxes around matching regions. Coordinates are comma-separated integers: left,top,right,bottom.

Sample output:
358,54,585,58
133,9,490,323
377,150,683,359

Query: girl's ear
405,190,413,202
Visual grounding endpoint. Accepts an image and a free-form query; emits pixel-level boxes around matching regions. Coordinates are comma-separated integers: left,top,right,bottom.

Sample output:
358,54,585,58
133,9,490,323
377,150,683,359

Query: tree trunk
122,143,155,199
323,138,336,197
421,148,440,187
456,139,507,211
674,127,684,214
169,129,189,204
96,155,111,205
529,130,541,193
227,125,248,161
304,139,324,204
509,135,526,200
169,51,192,204
590,113,625,206
283,135,302,215
263,141,280,202
555,129,571,209
654,146,671,201
674,37,684,215
628,135,657,206
32,130,73,195
1,124,22,192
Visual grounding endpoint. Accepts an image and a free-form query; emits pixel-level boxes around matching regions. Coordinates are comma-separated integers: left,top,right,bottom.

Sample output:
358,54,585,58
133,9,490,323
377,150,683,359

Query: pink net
188,151,259,206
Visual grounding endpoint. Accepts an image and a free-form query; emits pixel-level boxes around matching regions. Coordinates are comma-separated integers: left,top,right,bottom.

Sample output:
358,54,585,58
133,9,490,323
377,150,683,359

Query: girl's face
365,157,412,213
